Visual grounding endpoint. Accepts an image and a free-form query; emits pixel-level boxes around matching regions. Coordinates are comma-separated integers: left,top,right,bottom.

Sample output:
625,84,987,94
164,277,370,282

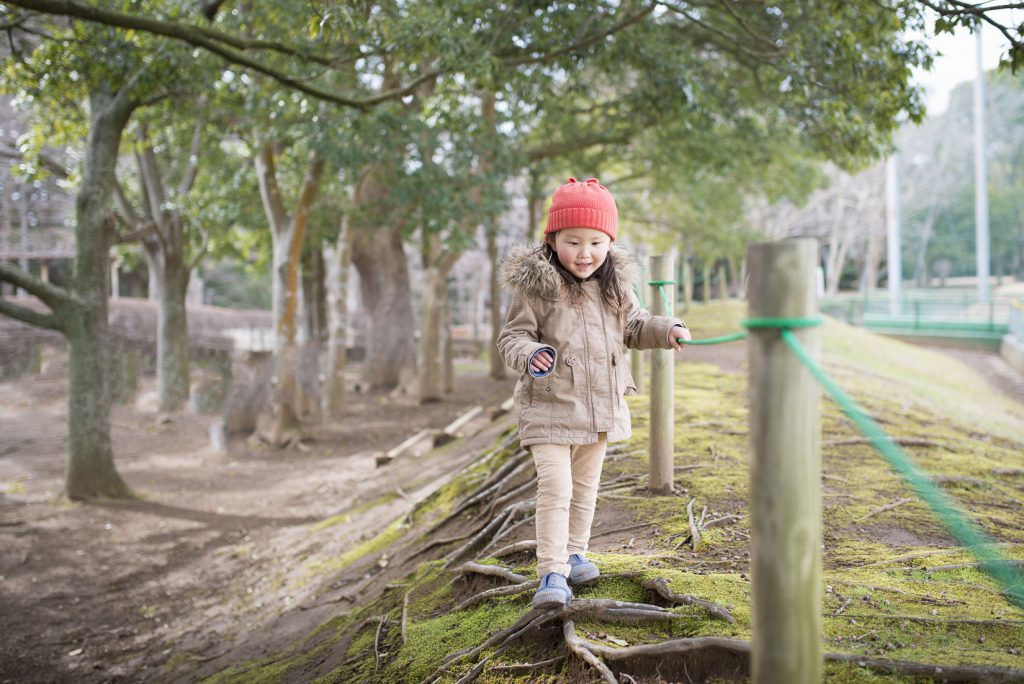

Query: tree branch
496,4,656,66
255,139,289,233
0,143,71,179
178,110,204,196
0,263,74,309
187,225,209,273
0,0,434,111
526,131,632,162
0,296,63,331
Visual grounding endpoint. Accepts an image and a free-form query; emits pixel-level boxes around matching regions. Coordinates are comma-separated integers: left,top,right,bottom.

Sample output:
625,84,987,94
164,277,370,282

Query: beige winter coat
497,245,684,447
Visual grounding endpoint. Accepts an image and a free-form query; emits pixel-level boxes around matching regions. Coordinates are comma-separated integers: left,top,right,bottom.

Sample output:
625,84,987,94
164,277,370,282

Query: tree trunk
349,170,416,389
443,307,454,395
65,84,135,500
256,143,325,445
301,241,327,346
702,262,711,304
157,256,191,412
323,216,351,417
487,221,505,380
418,264,448,402
526,167,544,242
863,220,883,291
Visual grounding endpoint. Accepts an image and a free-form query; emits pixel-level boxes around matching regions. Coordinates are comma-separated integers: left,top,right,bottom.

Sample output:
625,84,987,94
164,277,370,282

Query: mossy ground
201,302,1024,683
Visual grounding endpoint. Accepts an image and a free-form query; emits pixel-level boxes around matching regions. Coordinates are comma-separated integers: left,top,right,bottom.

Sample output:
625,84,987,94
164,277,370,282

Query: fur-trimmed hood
499,244,639,302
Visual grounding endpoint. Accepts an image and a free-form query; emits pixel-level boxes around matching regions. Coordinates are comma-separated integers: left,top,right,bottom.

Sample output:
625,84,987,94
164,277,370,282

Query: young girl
497,177,690,609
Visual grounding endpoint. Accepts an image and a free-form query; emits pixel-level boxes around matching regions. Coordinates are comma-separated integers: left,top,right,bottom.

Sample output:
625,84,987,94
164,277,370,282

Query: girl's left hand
669,325,691,350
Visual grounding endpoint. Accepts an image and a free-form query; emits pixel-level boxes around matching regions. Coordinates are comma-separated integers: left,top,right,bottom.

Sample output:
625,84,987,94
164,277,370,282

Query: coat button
545,386,551,392
565,354,576,367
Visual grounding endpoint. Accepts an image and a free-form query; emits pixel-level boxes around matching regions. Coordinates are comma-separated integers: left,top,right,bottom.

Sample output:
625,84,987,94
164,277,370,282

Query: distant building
0,95,76,291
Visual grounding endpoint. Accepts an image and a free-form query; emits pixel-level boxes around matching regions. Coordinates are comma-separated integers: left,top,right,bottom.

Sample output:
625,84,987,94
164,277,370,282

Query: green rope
652,309,1022,605
647,281,677,318
681,332,748,345
671,317,823,345
779,328,1024,609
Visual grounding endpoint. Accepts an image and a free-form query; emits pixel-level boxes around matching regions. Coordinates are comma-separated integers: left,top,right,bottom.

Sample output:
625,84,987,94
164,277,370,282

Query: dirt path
0,351,515,684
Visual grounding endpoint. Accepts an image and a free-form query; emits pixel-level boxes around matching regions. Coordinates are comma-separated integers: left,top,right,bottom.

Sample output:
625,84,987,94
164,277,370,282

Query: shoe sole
531,592,570,610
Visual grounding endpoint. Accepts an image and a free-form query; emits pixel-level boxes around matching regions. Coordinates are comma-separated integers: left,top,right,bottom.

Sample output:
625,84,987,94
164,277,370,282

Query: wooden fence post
747,239,822,684
631,270,646,394
648,254,675,495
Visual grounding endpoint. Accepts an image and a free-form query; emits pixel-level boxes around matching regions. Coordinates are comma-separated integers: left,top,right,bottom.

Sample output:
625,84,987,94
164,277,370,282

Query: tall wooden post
648,254,674,495
747,239,822,684
631,270,646,393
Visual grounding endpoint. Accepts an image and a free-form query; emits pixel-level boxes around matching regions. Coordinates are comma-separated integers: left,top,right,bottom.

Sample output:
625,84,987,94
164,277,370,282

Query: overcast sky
913,21,1011,116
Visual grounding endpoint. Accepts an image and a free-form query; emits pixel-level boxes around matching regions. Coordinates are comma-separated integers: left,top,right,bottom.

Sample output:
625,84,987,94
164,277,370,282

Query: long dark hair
541,242,628,310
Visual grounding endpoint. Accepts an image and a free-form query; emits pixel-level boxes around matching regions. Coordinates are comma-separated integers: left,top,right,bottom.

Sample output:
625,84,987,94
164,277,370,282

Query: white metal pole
973,27,991,302
885,155,901,315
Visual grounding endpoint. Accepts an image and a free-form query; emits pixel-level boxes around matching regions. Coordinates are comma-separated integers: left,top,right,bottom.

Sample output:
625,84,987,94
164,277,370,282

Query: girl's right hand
530,350,554,374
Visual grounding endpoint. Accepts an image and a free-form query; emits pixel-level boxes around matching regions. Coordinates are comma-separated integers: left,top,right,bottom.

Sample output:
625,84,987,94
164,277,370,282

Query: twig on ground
590,522,654,539
703,514,744,529
830,580,966,604
488,656,565,674
925,560,1024,573
855,497,914,522
642,578,735,623
835,612,1024,627
854,546,1015,569
401,589,410,644
824,438,948,449
686,499,701,551
374,616,387,673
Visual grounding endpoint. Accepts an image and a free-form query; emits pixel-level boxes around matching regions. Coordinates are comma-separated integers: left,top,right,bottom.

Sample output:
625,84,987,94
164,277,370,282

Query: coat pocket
614,352,638,397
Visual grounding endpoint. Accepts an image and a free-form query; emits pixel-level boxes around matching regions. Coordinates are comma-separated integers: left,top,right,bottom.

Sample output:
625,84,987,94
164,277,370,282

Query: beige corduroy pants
531,434,607,578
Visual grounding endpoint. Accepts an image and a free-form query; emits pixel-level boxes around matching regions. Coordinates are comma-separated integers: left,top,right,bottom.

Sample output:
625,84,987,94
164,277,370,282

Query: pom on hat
545,177,618,241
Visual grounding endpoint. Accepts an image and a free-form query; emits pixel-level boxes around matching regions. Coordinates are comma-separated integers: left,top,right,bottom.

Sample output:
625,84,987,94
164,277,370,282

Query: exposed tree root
480,512,535,553
443,499,535,566
563,619,617,684
428,449,530,533
455,579,539,611
488,540,536,558
457,561,530,585
641,577,735,623
487,655,565,674
823,653,1024,682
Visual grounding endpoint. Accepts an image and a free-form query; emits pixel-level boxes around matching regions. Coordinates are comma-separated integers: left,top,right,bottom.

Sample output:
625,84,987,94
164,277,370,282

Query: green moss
203,304,1024,682
308,493,398,533
303,518,406,579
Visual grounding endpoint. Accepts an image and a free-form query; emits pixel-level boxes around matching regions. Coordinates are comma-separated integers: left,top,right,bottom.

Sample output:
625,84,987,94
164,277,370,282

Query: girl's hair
540,241,628,310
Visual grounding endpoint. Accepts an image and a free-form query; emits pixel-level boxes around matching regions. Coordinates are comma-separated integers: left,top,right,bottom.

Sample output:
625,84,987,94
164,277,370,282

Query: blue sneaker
532,573,572,609
568,553,600,585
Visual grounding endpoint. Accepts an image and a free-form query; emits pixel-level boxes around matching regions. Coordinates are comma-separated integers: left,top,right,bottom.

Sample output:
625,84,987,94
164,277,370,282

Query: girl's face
550,227,612,280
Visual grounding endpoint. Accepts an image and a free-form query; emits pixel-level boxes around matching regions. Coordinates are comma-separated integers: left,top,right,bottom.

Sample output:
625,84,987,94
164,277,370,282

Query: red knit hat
545,177,618,241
